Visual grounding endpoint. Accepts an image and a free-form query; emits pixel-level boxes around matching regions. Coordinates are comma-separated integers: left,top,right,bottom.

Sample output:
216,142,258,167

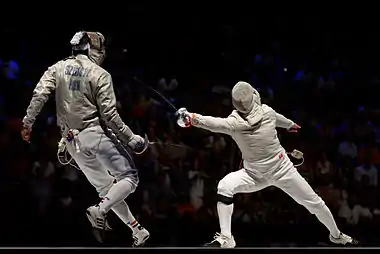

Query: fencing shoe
204,233,236,248
86,205,111,243
329,233,360,246
132,226,150,247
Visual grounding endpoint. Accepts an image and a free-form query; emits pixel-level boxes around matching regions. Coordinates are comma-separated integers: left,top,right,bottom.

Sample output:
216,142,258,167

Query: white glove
175,107,192,128
127,134,145,152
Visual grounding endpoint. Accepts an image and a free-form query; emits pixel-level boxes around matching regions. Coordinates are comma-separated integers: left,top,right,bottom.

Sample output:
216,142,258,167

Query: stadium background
1,10,380,246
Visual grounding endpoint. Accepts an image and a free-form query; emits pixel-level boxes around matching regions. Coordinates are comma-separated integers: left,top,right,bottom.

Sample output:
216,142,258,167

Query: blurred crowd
1,15,380,247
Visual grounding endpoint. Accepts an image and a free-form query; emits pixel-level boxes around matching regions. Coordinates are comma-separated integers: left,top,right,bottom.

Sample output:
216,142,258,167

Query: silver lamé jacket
22,54,134,143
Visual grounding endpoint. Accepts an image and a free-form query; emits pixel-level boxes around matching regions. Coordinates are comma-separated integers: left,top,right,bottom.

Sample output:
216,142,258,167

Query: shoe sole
329,239,360,246
133,233,150,247
203,242,235,248
331,242,360,246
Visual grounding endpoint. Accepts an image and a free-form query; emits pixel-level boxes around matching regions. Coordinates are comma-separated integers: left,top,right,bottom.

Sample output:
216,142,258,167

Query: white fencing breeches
66,125,138,197
218,152,324,212
217,152,340,237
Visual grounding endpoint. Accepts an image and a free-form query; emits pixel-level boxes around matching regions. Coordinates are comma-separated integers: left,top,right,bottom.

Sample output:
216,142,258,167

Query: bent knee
216,193,234,205
217,177,235,198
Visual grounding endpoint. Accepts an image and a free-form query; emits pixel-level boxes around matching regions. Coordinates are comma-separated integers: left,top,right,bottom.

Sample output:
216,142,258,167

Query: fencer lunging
21,31,149,246
176,81,359,248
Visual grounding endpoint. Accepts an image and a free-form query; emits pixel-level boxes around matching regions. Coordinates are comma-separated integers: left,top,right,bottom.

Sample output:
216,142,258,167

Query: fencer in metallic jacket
22,32,136,146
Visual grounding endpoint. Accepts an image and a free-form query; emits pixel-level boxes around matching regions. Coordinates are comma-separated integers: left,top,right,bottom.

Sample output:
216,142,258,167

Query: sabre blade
132,77,178,112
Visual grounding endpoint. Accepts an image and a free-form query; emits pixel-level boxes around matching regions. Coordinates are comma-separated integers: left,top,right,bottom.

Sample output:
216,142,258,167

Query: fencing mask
232,81,263,125
70,31,106,65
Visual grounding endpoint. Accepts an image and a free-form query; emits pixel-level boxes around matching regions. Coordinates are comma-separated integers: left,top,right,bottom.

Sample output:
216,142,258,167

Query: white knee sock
315,204,340,238
217,201,234,238
99,179,135,214
112,200,141,234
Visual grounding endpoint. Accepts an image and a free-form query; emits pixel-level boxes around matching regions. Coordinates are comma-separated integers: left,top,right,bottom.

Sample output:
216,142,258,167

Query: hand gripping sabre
134,134,150,155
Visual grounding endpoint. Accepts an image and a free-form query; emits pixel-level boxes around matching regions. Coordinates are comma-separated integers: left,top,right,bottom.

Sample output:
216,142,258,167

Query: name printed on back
65,65,87,77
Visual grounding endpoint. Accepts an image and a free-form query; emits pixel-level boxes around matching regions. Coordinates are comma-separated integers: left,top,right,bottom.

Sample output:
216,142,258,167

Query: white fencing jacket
191,104,294,176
